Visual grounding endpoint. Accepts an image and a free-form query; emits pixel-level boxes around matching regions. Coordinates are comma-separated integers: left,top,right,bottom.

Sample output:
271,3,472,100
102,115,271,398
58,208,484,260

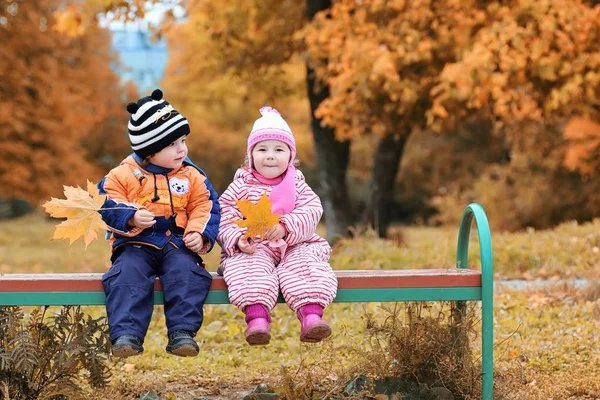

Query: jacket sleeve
185,172,220,254
216,179,247,257
279,178,323,246
97,171,144,237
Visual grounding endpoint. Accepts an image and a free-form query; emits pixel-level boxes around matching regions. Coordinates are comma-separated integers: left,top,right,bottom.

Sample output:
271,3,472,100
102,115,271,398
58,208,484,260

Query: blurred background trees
0,0,133,209
1,0,600,238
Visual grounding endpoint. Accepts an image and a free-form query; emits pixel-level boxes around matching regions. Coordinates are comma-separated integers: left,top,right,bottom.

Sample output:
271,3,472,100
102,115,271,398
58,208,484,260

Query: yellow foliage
232,192,280,239
43,181,107,248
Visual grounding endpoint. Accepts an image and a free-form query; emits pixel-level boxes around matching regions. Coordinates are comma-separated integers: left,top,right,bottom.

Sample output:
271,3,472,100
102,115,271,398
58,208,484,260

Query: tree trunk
305,0,331,18
305,0,353,243
305,65,352,243
363,133,408,237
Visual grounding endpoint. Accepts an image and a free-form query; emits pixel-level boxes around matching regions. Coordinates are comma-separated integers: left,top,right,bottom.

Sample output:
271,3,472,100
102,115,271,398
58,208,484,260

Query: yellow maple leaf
43,180,107,248
232,192,280,239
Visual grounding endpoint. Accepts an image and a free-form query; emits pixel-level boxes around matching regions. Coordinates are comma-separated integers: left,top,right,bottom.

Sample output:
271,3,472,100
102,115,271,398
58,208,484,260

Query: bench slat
0,269,482,305
0,269,481,292
0,287,482,306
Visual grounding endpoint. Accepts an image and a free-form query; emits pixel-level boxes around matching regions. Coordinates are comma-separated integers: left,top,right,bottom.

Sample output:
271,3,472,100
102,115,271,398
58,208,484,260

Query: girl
217,106,338,345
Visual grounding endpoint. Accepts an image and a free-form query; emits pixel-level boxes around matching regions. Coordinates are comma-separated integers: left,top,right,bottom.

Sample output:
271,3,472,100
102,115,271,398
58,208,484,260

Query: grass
332,222,600,280
1,213,599,399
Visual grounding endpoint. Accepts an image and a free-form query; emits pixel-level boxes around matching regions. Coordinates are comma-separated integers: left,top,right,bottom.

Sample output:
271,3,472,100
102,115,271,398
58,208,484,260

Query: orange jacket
98,155,220,254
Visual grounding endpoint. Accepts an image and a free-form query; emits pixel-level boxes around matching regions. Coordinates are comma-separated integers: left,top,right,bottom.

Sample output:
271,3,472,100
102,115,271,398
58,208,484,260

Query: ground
1,214,599,399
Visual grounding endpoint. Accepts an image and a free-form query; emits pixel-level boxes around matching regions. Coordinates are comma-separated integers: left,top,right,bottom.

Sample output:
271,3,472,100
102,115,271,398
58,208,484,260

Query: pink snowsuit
217,167,338,312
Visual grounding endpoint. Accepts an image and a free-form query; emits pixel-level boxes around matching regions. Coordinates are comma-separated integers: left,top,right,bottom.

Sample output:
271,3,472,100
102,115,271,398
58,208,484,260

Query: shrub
0,306,111,400
351,302,482,399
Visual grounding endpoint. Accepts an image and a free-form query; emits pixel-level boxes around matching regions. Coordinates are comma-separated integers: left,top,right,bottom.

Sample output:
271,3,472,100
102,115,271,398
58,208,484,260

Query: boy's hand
237,235,256,254
263,224,286,241
184,232,204,253
128,210,155,229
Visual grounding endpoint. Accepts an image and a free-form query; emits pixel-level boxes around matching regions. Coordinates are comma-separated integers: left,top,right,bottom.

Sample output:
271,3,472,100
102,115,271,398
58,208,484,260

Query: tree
0,0,131,205
156,0,491,237
303,0,489,236
304,0,353,242
82,81,139,171
425,0,600,230
163,0,532,237
307,0,600,235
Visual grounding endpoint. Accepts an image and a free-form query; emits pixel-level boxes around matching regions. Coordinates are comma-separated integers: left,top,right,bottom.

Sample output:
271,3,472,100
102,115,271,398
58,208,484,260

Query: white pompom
259,106,281,117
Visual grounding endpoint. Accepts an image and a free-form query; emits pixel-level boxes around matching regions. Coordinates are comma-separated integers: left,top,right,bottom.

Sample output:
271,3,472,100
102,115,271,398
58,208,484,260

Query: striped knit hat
126,89,190,159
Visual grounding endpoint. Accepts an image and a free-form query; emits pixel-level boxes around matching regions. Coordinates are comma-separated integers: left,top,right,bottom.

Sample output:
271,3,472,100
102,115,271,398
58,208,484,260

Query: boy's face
148,135,188,169
251,139,291,179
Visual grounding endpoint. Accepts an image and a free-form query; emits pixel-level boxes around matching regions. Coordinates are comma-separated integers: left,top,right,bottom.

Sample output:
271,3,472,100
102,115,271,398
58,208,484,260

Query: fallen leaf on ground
122,363,136,372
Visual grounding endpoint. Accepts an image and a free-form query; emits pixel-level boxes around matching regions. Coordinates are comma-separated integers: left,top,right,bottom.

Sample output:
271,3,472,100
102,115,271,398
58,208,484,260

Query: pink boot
244,304,271,346
297,304,332,343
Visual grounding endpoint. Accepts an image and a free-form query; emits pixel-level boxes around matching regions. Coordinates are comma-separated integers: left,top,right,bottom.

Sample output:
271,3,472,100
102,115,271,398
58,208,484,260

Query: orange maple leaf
232,192,280,239
43,180,107,248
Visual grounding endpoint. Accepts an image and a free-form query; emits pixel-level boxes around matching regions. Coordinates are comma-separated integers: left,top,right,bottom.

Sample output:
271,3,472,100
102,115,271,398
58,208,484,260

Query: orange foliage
82,81,138,171
303,0,600,142
53,5,86,37
53,0,173,37
0,0,131,204
163,0,305,119
429,0,600,134
563,117,600,175
303,0,488,140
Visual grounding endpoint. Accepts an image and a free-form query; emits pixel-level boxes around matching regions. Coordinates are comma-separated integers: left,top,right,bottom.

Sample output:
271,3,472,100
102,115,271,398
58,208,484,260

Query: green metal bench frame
0,203,494,399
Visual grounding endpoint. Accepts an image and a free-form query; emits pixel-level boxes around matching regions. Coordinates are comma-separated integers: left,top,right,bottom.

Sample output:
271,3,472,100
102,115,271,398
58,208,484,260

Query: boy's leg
102,245,158,346
159,246,212,336
159,246,212,356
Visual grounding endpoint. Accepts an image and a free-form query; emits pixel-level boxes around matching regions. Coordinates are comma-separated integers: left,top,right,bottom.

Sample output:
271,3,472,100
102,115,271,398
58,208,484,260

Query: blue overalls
102,217,213,343
99,156,217,343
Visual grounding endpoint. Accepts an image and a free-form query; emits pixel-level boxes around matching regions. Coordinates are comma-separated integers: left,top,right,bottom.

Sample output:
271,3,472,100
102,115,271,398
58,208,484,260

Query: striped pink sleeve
217,179,247,256
279,180,323,246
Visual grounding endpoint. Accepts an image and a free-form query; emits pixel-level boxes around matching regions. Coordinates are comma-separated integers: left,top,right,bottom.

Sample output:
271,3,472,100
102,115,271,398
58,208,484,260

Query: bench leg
482,291,493,400
456,203,494,400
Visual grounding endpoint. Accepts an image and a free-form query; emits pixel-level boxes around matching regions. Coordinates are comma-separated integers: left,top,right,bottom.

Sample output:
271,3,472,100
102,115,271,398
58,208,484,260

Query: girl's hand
237,235,256,254
128,209,155,229
184,232,205,253
263,224,286,241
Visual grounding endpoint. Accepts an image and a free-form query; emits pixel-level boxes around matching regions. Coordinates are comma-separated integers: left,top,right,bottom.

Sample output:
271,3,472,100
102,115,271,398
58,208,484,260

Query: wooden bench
0,203,494,400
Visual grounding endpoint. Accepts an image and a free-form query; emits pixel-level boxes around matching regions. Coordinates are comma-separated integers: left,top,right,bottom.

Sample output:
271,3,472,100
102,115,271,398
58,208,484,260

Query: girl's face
251,139,291,179
148,135,188,169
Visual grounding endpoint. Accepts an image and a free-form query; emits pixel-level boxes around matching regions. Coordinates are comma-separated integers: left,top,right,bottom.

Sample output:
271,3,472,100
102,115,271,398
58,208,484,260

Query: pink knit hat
247,106,296,169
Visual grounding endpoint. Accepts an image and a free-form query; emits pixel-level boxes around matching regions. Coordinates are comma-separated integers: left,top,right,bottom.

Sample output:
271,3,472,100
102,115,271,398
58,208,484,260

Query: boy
98,89,219,357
